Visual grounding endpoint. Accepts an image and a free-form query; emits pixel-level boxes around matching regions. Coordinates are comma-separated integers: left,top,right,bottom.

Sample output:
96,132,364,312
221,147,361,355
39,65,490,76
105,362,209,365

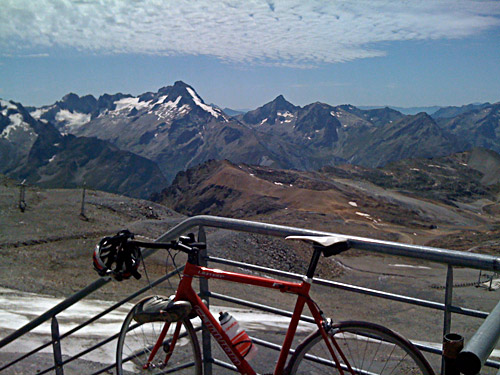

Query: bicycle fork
143,321,183,370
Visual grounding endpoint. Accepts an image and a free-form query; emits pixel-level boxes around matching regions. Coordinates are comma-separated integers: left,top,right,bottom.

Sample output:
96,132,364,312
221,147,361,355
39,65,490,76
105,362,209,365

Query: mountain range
0,99,166,198
1,81,499,198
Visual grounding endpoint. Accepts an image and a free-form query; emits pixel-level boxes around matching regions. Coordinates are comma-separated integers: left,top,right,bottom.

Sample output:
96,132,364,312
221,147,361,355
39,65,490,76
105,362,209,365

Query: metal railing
0,215,499,374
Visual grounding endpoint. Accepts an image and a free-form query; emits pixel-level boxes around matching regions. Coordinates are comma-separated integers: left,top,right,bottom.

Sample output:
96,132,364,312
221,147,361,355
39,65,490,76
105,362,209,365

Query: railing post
442,333,464,375
457,300,500,375
198,226,213,375
51,317,64,375
442,265,454,374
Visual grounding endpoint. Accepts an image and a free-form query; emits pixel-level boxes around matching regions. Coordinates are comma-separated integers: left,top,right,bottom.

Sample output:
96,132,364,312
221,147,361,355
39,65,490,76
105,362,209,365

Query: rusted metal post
442,333,464,375
51,317,64,375
198,226,212,375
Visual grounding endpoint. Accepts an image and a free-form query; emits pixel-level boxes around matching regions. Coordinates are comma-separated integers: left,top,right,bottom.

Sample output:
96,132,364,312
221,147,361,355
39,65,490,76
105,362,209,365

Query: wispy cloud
1,0,499,67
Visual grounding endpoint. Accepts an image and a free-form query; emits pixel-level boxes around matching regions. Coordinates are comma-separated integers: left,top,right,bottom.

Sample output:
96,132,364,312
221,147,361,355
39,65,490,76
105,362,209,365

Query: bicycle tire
116,301,202,375
287,321,435,375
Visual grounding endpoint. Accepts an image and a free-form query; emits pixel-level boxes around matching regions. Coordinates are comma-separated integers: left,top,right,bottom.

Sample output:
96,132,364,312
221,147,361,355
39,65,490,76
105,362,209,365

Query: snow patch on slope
114,97,152,112
1,114,33,139
30,107,50,120
186,87,221,118
1,100,17,115
55,109,91,130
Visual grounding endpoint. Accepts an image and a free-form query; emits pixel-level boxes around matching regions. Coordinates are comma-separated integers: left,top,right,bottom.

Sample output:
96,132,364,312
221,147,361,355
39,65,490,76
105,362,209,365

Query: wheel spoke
116,300,202,375
288,321,434,375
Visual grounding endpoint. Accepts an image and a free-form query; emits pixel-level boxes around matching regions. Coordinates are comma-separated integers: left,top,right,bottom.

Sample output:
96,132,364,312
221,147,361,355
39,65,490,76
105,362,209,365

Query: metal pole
80,182,87,219
51,317,64,375
198,226,212,375
0,277,109,349
443,265,454,336
18,180,26,212
155,215,500,272
457,300,500,375
442,265,454,374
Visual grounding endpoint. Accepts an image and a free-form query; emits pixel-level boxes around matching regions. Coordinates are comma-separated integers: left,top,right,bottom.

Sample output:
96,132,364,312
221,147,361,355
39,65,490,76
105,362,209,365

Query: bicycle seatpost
306,246,323,279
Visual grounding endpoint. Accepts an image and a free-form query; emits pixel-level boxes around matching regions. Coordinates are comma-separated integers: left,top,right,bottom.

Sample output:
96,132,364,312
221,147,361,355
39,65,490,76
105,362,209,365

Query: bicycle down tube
173,258,336,375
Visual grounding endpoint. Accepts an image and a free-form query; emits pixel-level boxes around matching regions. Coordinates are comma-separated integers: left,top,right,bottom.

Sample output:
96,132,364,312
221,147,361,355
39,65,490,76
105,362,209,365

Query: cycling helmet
93,230,142,281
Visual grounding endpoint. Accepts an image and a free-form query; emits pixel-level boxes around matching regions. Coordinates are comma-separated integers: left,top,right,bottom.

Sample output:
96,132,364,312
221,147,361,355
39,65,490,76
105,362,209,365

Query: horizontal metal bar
0,266,183,374
457,300,500,374
210,358,238,372
159,215,500,271
250,336,285,352
207,256,489,319
42,302,201,375
37,330,120,375
90,362,115,375
212,289,443,361
0,277,109,350
208,292,316,324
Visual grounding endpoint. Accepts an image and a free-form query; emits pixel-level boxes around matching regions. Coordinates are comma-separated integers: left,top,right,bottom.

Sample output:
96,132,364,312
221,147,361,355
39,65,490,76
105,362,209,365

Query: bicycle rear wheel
287,321,434,375
116,302,202,375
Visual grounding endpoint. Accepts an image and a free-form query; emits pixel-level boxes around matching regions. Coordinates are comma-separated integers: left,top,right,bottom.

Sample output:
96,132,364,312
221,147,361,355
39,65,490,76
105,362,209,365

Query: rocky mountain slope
1,100,167,198
154,150,500,253
32,82,294,182
436,102,500,154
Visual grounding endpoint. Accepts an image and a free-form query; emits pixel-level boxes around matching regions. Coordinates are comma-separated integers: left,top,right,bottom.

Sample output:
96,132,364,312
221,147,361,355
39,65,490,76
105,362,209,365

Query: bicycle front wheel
287,321,435,375
116,303,202,375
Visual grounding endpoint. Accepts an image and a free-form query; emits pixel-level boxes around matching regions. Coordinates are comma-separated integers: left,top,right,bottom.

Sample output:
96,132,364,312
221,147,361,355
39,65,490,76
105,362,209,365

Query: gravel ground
1,181,499,374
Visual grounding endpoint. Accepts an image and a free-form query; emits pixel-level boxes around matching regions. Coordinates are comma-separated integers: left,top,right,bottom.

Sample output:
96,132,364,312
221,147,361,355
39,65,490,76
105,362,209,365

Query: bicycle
94,231,435,374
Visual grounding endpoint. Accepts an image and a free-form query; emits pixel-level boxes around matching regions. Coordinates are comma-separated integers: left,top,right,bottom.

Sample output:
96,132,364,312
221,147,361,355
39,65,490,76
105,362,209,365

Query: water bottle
219,311,257,361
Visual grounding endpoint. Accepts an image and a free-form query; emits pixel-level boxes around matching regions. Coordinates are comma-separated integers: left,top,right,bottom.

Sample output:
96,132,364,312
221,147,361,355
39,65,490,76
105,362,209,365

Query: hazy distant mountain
432,103,491,119
1,99,167,198
345,112,465,167
221,108,249,116
338,105,405,127
360,105,442,115
436,102,500,154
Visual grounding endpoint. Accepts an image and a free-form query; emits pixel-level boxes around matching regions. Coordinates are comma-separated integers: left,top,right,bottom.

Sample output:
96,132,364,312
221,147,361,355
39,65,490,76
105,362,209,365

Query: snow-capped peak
186,87,222,119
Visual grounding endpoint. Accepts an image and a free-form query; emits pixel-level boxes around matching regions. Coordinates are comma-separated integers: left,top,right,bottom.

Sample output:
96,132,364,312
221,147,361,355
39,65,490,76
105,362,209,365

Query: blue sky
1,0,499,109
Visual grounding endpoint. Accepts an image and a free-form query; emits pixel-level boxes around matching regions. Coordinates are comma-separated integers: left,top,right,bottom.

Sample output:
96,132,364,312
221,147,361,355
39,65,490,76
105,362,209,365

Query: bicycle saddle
286,235,351,256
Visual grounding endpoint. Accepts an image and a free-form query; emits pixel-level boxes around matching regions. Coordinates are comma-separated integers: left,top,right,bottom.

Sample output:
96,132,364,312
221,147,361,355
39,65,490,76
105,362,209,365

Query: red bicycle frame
163,261,348,375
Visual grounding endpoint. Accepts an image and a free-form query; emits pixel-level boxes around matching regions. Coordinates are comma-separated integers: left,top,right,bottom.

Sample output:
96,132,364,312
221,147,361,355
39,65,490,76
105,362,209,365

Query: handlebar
129,234,206,254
